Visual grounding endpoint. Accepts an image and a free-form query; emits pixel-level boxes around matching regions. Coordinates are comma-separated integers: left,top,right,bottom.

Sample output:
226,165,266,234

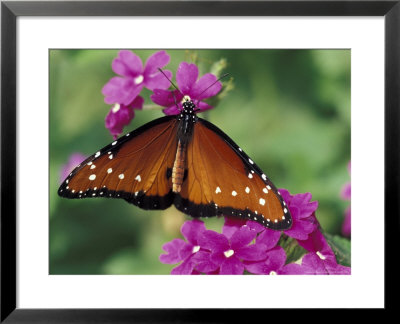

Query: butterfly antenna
195,73,230,107
158,68,182,95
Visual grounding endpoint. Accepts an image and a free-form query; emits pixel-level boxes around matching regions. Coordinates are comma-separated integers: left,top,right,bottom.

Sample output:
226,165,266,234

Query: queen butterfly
58,90,292,231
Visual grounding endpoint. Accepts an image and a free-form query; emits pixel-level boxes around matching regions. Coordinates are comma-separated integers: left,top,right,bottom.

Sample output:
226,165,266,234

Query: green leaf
324,233,351,267
279,234,307,264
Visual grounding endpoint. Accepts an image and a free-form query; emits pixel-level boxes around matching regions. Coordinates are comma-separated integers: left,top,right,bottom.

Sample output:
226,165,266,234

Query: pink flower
297,229,351,274
244,246,304,275
60,153,86,183
105,96,144,139
102,50,172,106
198,225,268,275
159,220,217,275
151,62,222,115
279,189,319,240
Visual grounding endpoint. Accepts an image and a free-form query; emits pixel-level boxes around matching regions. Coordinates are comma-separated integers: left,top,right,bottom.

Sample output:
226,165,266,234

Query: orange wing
174,118,292,230
58,116,178,210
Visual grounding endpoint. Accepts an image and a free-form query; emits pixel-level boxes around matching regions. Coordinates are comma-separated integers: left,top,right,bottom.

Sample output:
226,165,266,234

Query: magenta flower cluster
101,50,222,138
160,189,351,275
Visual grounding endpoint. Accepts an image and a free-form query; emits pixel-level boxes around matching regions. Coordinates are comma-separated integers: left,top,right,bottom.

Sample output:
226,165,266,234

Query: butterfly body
59,99,292,230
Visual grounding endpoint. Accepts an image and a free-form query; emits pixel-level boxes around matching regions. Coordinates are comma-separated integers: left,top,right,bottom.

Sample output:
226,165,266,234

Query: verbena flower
159,220,216,274
296,228,351,274
60,152,86,183
151,62,222,115
102,50,172,106
105,96,144,139
198,224,268,275
340,161,351,237
279,189,318,240
244,246,304,275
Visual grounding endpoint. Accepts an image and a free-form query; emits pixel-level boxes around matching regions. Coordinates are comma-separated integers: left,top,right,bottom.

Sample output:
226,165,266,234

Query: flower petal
195,101,213,113
220,256,244,275
145,70,173,91
230,225,258,250
60,153,86,183
236,243,268,262
105,104,134,138
112,50,143,77
163,105,181,116
278,188,293,205
102,76,143,106
244,246,286,274
198,230,230,253
191,73,222,100
151,89,182,108
341,206,351,237
297,228,335,261
159,238,186,264
255,228,281,250
222,217,246,240
279,263,305,275
171,256,197,275
181,220,206,245
176,62,198,94
178,242,196,260
193,251,219,273
340,182,351,200
246,220,265,233
144,50,171,76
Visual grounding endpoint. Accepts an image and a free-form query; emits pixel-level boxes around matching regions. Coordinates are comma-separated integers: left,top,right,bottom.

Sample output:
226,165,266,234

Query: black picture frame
1,0,398,321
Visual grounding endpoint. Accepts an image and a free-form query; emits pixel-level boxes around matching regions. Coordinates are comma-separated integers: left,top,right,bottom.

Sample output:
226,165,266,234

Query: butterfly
58,84,292,231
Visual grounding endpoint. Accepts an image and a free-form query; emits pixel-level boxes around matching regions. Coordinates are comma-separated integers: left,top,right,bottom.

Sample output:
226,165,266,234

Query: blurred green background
50,49,350,274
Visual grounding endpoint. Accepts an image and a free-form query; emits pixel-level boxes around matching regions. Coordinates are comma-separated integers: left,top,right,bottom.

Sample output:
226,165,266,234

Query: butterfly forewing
174,118,292,230
58,116,178,210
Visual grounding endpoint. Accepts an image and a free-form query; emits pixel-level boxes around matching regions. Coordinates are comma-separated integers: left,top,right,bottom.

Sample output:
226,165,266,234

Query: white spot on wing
89,174,96,181
135,175,141,182
119,174,125,180
245,187,250,194
95,152,100,158
107,168,113,174
215,186,221,194
259,198,266,206
231,190,237,197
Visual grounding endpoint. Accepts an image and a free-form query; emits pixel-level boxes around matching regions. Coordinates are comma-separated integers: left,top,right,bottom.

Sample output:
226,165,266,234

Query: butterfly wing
58,116,178,210
174,117,292,230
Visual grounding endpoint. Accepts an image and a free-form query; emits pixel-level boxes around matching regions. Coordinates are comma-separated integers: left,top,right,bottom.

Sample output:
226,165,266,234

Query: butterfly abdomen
172,140,186,193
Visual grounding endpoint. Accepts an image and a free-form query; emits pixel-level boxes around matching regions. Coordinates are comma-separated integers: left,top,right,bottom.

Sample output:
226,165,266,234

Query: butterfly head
181,96,196,114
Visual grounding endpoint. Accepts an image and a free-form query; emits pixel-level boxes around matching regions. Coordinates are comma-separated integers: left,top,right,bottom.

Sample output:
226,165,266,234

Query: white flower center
181,95,191,103
316,251,326,260
269,271,277,275
134,75,144,85
224,249,234,258
192,245,200,253
112,103,120,113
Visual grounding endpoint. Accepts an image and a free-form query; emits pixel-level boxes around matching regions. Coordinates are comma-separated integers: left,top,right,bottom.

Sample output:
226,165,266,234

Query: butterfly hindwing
58,116,178,210
174,117,292,230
